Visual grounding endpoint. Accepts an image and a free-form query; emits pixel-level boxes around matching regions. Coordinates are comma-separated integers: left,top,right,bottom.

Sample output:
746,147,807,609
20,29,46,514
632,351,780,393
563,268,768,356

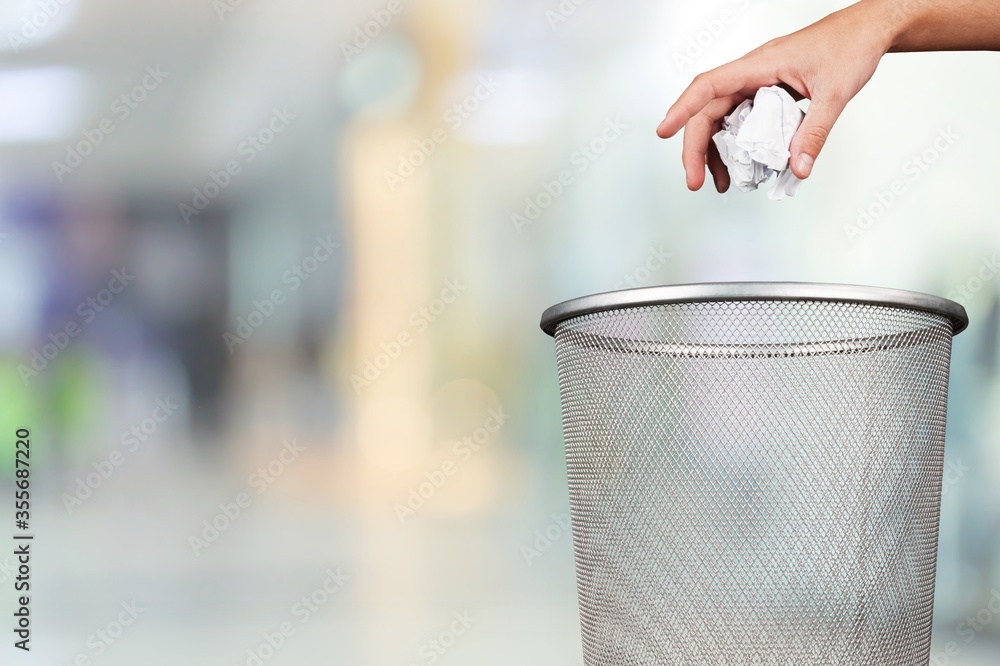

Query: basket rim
539,282,969,337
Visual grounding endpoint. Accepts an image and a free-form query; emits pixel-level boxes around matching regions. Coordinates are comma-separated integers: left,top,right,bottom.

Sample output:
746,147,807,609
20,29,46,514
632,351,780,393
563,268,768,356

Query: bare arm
657,0,1000,193
888,0,1000,52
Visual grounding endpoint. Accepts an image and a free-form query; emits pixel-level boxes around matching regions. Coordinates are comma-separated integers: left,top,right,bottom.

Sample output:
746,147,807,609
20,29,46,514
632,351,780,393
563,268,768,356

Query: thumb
789,95,847,179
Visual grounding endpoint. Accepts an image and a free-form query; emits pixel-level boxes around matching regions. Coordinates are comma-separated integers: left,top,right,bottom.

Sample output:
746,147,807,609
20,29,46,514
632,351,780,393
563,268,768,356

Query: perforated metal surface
552,300,955,665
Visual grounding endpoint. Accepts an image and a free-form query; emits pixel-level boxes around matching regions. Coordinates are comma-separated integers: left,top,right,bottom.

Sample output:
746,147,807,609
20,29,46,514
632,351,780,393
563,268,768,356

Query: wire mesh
552,300,954,665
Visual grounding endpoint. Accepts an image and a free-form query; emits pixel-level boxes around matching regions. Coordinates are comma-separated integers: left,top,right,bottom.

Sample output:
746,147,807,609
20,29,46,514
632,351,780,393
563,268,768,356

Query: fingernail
656,119,669,136
796,153,814,177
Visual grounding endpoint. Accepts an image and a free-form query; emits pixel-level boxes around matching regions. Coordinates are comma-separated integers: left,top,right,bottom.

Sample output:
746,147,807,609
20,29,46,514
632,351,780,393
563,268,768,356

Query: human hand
656,1,895,192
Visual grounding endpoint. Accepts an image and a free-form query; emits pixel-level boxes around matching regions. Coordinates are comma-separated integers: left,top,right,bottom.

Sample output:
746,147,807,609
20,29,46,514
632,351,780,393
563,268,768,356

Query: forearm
860,0,1000,52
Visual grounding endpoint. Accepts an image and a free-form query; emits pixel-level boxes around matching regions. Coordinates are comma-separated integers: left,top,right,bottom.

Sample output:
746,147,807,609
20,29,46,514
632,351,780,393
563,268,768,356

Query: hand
656,2,894,192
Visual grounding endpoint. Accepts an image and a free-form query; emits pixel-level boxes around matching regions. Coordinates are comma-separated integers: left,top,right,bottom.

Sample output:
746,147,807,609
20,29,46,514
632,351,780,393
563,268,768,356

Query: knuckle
800,125,831,146
692,110,714,126
691,72,713,92
754,38,783,55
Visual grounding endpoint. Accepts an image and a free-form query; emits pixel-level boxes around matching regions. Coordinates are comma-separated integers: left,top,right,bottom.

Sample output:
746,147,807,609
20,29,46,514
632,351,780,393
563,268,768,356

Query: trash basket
540,282,968,665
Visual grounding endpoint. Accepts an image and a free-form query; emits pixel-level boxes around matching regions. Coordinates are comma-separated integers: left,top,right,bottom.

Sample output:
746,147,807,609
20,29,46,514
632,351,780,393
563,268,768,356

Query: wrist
856,0,925,53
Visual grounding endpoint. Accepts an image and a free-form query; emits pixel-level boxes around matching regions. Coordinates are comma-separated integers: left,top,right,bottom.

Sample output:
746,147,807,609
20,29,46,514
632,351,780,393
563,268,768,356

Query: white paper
711,86,805,200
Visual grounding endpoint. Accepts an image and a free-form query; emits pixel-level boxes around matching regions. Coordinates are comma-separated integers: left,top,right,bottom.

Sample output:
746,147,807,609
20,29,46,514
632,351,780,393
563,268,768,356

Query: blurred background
0,0,998,663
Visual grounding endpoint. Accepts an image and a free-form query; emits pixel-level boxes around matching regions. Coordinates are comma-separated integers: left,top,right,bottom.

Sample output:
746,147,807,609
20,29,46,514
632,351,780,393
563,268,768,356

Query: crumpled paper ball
712,86,808,200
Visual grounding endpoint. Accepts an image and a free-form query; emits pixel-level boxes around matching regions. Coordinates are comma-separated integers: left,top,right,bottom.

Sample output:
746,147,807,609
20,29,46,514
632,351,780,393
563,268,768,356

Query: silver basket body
551,295,959,665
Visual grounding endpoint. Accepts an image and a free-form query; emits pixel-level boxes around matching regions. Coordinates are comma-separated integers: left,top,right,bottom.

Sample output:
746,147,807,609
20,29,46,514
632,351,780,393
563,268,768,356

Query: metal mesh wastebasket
540,282,968,666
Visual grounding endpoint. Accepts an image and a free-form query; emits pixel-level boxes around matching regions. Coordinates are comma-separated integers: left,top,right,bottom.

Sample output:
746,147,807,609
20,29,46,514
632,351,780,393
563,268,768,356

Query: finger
681,95,743,191
707,138,730,193
681,115,713,191
657,58,772,139
788,93,849,179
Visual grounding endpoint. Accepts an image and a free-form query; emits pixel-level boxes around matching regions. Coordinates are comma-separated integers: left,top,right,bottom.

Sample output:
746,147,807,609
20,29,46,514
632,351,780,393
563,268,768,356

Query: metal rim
539,282,969,337
561,327,946,359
